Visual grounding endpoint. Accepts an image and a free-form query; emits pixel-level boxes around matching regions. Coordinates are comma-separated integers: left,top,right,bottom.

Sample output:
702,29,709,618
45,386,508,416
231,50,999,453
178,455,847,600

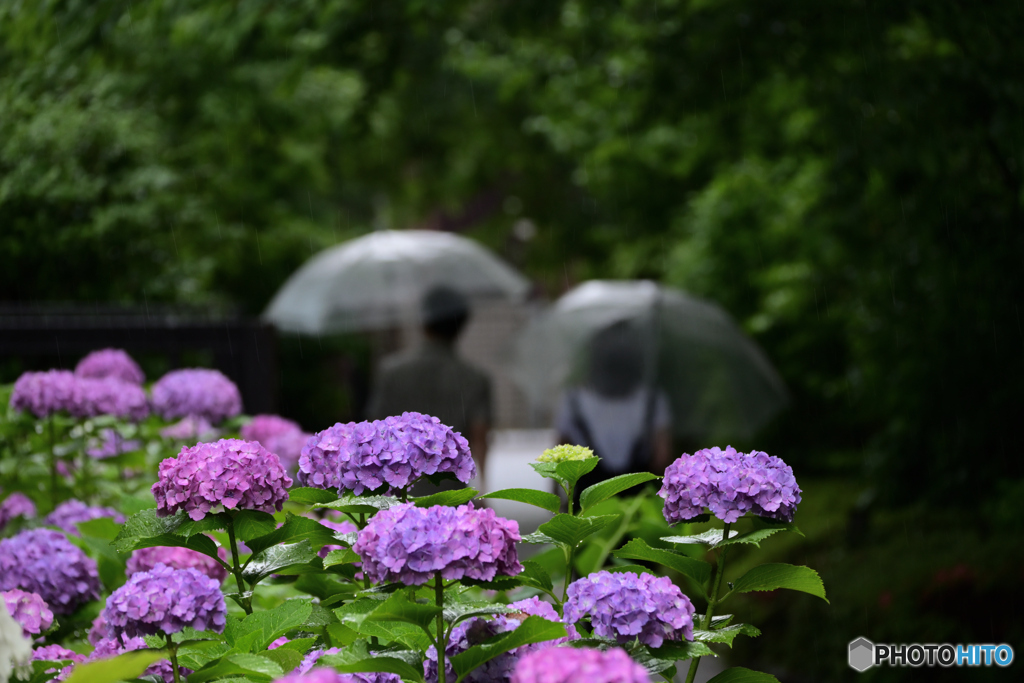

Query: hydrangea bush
0,351,826,683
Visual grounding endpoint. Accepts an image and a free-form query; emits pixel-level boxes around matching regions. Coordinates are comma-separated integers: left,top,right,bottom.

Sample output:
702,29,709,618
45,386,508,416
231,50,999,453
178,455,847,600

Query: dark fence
0,304,277,414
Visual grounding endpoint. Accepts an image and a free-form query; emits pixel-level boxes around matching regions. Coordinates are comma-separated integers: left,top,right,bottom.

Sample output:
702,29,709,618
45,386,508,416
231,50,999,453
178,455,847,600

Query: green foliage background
3,0,1023,508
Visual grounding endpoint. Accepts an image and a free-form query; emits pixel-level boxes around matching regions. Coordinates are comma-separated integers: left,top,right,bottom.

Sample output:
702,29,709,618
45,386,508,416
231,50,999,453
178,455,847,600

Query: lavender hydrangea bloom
87,634,192,683
75,349,145,385
354,503,522,586
159,415,218,441
511,647,650,683
242,415,310,471
45,500,125,535
296,647,342,674
151,368,243,423
425,597,570,683
276,670,401,683
1,590,53,637
0,493,36,531
298,413,474,494
0,529,101,615
32,645,86,681
152,438,292,521
72,378,150,421
659,446,801,524
88,614,107,645
126,545,229,583
9,370,78,418
103,564,226,638
563,571,695,648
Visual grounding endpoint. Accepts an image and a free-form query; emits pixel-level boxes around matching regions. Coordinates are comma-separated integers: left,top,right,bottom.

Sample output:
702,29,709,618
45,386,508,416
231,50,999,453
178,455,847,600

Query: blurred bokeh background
2,1,1021,680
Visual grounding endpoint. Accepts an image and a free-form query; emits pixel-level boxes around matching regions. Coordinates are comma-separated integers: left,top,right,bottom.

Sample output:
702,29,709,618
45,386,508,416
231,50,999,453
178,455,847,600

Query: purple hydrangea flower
75,349,145,385
298,413,475,494
86,429,142,459
103,564,227,638
1,590,53,637
563,571,695,648
297,648,342,674
0,493,36,531
159,415,219,441
511,647,650,683
9,370,78,418
0,529,101,615
659,446,802,524
268,636,290,650
87,633,192,683
151,368,242,423
45,500,125,536
152,438,292,521
126,545,229,583
354,503,522,586
241,415,310,471
276,670,401,683
32,645,86,682
88,614,107,645
72,378,150,421
425,597,570,683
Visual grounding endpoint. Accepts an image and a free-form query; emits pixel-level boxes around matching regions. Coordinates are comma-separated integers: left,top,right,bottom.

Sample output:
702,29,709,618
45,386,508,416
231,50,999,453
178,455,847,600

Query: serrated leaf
319,642,425,683
692,623,761,646
77,517,121,541
245,514,339,556
538,514,619,548
520,531,557,545
112,508,185,552
662,529,738,546
706,667,781,683
242,541,321,584
530,458,599,490
450,616,567,681
259,648,303,673
478,488,561,513
731,564,828,602
443,601,515,625
413,488,479,508
314,494,399,514
236,599,313,651
362,591,441,633
288,487,339,506
520,560,553,592
232,510,278,542
647,640,717,661
714,527,790,549
323,547,361,568
612,538,712,592
64,650,168,683
188,653,284,683
579,472,659,512
125,532,225,566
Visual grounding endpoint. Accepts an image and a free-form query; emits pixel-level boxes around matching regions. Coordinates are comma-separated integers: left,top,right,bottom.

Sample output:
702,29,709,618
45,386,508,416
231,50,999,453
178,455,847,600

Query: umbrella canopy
512,280,789,441
263,230,530,334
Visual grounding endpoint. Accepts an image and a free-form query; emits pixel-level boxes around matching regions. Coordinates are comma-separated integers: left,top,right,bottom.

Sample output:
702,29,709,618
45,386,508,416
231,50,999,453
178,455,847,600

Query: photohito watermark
848,637,1014,672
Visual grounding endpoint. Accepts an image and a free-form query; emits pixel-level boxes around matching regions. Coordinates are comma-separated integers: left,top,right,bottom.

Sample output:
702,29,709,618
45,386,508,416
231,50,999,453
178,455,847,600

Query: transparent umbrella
263,230,530,334
512,280,789,441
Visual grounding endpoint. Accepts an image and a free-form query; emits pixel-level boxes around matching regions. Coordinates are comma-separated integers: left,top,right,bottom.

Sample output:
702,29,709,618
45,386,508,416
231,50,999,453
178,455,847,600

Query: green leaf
692,623,762,646
323,547,361,568
662,529,738,546
288,487,340,506
245,514,339,556
612,538,712,591
443,600,514,625
413,488,479,508
319,641,425,683
646,640,717,662
458,576,524,591
273,637,317,654
519,560,553,592
314,494,399,514
260,648,303,673
237,599,313,651
520,531,557,545
77,517,121,541
530,458,599,490
242,541,321,584
477,488,561,513
113,508,225,553
362,591,442,633
125,532,225,565
706,667,781,683
538,514,619,548
64,650,167,683
187,653,284,683
731,564,828,602
232,510,278,542
579,472,659,512
714,527,792,549
450,616,567,681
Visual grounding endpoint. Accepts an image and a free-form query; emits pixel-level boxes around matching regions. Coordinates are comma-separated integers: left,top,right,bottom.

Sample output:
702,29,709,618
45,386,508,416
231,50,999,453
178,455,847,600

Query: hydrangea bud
537,445,595,463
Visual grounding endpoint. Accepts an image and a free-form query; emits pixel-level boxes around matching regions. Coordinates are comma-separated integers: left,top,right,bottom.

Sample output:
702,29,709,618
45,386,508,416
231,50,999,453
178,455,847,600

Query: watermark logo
848,638,1014,670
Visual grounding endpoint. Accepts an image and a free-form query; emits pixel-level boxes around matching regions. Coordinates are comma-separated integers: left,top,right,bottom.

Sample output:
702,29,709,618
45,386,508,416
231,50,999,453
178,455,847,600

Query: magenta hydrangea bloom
0,492,36,530
563,571,695,648
75,349,145,385
126,545,229,583
32,645,86,682
87,633,192,683
298,413,475,494
151,368,242,423
276,670,401,683
9,370,78,418
241,415,310,471
0,529,100,615
425,597,570,683
354,503,521,586
659,446,801,524
511,647,650,683
103,564,226,638
45,500,125,536
152,438,292,521
1,589,53,637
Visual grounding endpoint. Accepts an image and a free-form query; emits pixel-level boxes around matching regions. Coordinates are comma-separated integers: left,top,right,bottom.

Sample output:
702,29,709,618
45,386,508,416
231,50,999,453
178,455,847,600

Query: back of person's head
421,285,470,342
587,321,645,397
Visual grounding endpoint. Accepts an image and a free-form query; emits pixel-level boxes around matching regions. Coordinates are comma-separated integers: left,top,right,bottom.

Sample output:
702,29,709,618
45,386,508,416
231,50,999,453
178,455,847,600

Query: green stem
560,481,576,599
435,572,447,683
166,634,182,683
225,515,253,615
684,522,731,683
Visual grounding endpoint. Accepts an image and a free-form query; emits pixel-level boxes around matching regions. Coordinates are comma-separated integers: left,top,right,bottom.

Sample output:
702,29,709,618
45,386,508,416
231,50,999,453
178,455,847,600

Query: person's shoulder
377,348,422,375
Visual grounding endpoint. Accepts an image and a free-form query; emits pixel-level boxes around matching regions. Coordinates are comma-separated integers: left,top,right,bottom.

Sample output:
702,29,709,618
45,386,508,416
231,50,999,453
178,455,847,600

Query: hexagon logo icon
849,637,875,672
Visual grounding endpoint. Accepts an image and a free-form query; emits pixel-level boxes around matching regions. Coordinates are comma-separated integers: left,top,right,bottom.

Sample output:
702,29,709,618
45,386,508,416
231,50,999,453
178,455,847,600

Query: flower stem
165,634,181,683
684,522,731,683
435,571,447,683
560,481,576,600
225,514,252,615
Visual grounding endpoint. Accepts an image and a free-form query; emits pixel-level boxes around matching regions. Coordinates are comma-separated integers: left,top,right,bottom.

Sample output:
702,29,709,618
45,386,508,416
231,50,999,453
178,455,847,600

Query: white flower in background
0,601,32,683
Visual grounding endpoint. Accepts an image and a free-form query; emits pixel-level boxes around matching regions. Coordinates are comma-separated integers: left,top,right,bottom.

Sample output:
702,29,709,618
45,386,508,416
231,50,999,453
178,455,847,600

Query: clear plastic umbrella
263,230,530,334
512,280,789,441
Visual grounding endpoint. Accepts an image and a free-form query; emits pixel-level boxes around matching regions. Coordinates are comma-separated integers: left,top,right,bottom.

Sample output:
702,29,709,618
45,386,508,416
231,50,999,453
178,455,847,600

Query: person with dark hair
553,321,673,497
366,286,493,485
